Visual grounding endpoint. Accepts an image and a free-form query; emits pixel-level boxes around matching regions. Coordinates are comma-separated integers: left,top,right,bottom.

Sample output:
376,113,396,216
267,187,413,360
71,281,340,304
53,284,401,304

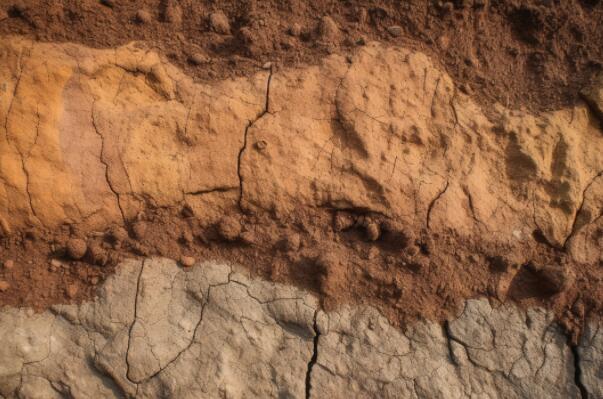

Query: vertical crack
443,321,459,366
426,180,449,229
305,311,320,399
91,100,127,223
125,259,145,385
570,344,588,399
236,67,274,211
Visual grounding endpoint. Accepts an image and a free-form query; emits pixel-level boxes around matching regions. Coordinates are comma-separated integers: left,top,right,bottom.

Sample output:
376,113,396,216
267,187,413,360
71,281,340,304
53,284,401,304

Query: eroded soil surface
0,1,602,344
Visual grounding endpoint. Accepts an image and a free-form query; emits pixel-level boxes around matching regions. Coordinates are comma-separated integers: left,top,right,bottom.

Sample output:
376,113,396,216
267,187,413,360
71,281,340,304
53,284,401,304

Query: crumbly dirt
1,0,602,113
0,1,602,344
0,205,599,344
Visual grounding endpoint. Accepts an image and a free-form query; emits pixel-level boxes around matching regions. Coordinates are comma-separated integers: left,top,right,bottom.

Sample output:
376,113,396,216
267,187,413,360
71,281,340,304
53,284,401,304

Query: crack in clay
237,67,273,211
186,186,238,196
443,321,460,366
305,311,320,399
426,180,449,229
3,43,30,142
125,259,145,385
570,344,588,399
91,100,127,223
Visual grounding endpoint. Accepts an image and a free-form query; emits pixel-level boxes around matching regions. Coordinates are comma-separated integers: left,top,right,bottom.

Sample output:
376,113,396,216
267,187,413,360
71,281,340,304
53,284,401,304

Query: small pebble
181,230,194,244
0,280,9,292
262,62,272,70
387,25,403,37
254,140,267,151
50,259,63,270
3,260,14,270
180,255,195,268
67,238,87,260
189,52,210,65
365,222,380,241
209,11,230,34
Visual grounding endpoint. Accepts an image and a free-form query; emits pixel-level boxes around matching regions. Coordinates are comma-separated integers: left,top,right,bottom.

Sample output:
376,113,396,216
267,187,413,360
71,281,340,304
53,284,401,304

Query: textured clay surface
0,37,602,342
0,257,600,398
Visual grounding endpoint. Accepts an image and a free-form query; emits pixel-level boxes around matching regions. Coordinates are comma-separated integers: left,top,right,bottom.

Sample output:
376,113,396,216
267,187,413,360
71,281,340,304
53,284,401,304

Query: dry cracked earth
0,1,603,398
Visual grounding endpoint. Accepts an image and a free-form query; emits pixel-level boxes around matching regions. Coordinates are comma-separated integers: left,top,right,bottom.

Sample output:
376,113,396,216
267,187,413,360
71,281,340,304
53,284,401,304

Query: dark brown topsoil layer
1,0,602,113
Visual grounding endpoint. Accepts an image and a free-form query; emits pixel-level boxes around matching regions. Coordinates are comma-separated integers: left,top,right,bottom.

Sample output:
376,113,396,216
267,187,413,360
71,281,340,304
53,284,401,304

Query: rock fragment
66,238,87,260
209,11,231,35
49,259,63,271
180,255,195,267
0,280,9,292
365,222,380,241
3,260,14,270
189,52,210,65
387,25,403,37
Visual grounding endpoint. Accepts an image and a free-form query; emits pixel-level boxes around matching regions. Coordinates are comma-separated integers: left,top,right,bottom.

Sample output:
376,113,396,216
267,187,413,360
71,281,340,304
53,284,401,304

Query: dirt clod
3,260,14,270
88,243,109,266
318,16,340,43
135,9,152,24
108,226,128,243
65,284,78,299
334,212,355,232
209,11,230,35
189,52,210,65
365,222,381,241
217,216,241,241
132,221,147,240
180,255,195,267
66,238,87,260
0,281,9,292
